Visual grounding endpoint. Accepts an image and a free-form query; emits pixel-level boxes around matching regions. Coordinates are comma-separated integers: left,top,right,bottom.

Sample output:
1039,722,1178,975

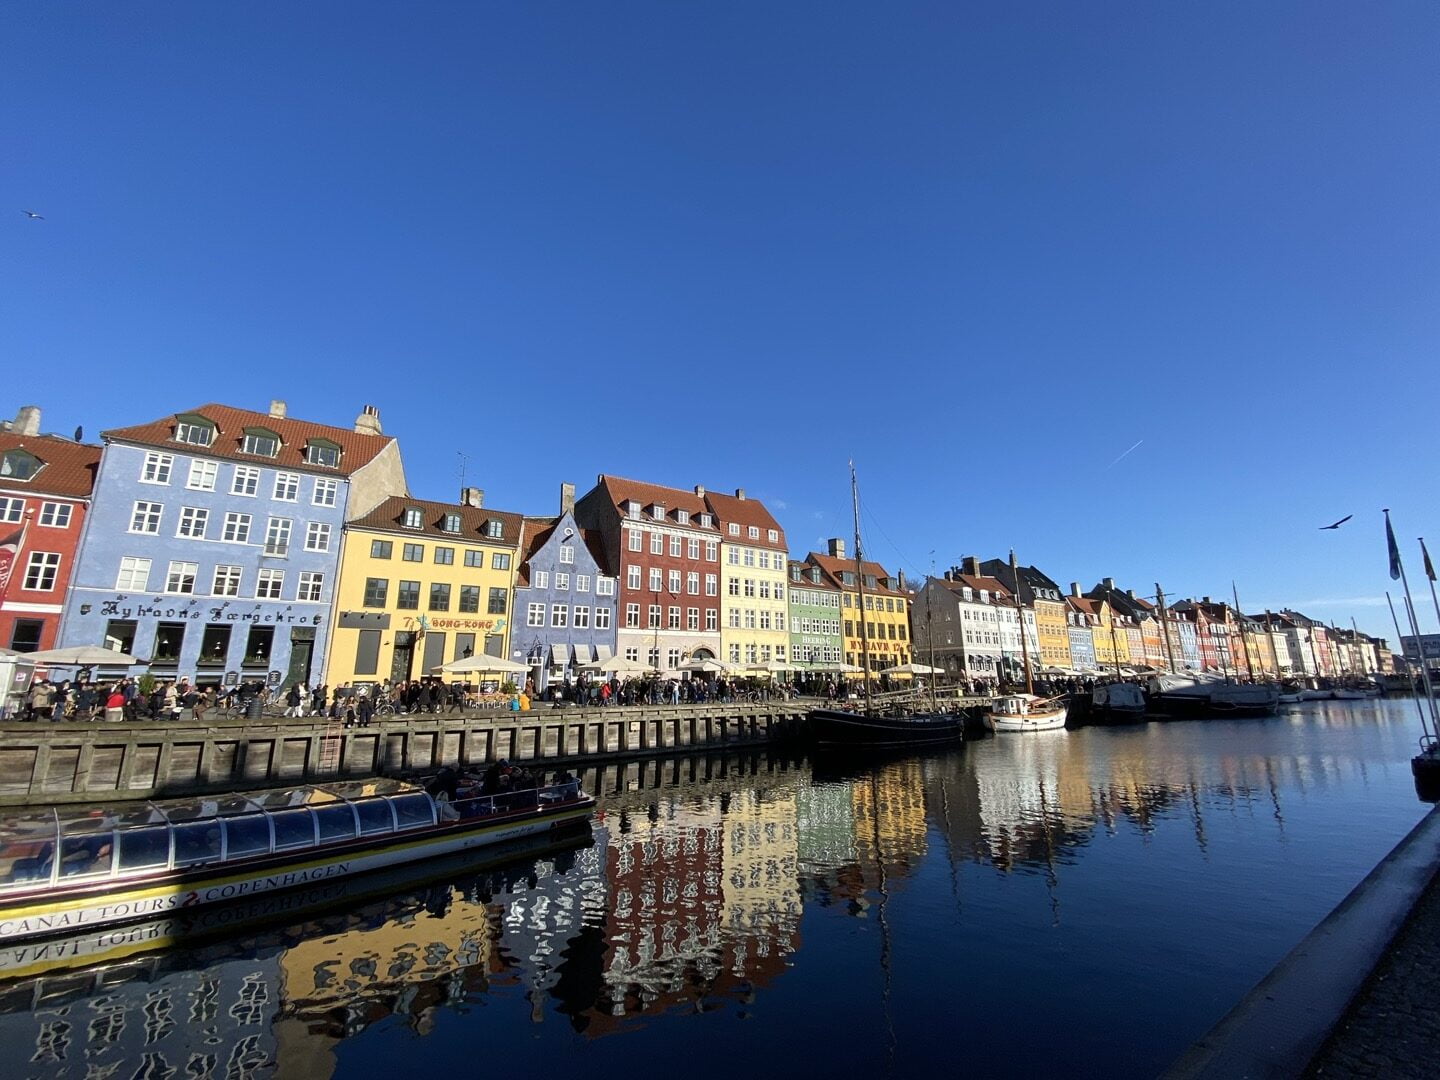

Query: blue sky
5,2,1437,640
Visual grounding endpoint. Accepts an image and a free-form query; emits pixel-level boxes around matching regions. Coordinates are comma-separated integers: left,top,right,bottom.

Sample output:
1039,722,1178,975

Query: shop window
243,626,275,667
152,622,186,664
198,625,232,667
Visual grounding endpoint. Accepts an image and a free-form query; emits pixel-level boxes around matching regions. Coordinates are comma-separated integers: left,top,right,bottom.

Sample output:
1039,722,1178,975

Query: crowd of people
16,676,273,722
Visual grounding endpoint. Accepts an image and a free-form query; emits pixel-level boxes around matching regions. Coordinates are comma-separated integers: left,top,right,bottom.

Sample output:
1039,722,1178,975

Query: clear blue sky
5,2,1437,640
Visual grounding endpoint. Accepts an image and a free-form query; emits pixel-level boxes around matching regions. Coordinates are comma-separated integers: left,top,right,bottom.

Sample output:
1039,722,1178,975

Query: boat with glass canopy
0,774,593,944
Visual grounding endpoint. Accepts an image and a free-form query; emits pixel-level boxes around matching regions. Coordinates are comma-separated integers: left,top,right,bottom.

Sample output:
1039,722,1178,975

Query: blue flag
1423,538,1437,583
1386,511,1402,581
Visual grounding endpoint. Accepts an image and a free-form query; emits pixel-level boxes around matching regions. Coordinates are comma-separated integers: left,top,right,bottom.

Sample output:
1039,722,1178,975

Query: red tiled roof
808,553,908,597
587,475,721,531
515,516,611,586
0,433,101,499
788,559,840,590
102,404,394,477
1067,596,1098,616
348,496,523,546
703,491,786,549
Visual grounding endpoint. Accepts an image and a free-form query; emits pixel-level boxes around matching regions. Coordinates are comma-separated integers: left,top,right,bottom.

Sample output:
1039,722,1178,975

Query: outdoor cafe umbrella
589,654,652,675
878,662,943,676
24,645,145,667
680,657,729,674
435,654,530,676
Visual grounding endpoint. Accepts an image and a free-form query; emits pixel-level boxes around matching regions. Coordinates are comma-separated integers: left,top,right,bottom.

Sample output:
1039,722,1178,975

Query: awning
594,644,613,662
574,643,595,663
550,643,570,666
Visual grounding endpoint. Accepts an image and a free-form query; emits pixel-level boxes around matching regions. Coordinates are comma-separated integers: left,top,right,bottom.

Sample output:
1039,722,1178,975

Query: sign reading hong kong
95,597,324,626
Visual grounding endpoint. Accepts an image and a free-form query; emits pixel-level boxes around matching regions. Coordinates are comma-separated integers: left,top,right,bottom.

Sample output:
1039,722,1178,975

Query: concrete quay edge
1162,802,1440,1080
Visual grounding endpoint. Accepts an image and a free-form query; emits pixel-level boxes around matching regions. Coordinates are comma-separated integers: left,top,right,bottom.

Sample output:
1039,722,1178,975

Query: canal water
1,700,1432,1079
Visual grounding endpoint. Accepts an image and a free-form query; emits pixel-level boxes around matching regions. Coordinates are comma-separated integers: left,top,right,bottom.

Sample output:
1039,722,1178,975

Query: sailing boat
807,465,965,747
984,551,1068,732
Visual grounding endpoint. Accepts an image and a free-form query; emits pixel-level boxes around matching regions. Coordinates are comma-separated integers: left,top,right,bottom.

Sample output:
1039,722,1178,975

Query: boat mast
1108,606,1123,681
1011,549,1034,695
1351,617,1364,678
851,461,873,714
925,558,940,713
1156,584,1178,673
1232,582,1255,681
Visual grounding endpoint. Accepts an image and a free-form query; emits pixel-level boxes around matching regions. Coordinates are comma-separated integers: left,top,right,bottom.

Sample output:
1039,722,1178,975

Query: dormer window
173,415,216,447
865,575,877,589
767,529,778,542
0,449,42,481
810,567,821,584
841,571,856,586
403,507,424,529
650,504,665,521
242,428,280,458
963,587,973,601
485,519,503,539
305,440,341,468
626,500,641,519
442,513,461,534
728,523,740,537
698,513,713,528
791,566,801,582
676,510,689,525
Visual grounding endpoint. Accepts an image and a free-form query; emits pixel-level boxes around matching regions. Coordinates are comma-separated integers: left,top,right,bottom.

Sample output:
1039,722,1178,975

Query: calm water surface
2,700,1432,1079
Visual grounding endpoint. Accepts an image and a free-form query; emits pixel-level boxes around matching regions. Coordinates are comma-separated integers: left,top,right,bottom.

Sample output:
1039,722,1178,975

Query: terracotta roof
807,553,908,597
1067,596,1098,616
347,496,523,546
937,574,1015,604
703,491,786,549
515,516,611,586
0,432,102,499
102,404,394,477
584,475,721,531
788,559,840,590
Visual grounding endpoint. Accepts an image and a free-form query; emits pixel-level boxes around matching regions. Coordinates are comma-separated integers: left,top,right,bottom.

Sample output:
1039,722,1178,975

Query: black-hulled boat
809,706,966,747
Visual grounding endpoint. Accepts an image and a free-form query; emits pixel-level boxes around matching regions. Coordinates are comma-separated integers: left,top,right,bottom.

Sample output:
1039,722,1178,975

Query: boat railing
0,780,583,894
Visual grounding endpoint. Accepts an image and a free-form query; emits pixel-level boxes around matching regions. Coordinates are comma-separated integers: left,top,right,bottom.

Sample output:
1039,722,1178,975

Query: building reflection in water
0,703,1415,1075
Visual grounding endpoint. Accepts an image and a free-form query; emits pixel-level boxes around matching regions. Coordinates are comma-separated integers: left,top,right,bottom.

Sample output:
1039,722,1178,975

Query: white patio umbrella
879,662,943,676
681,658,728,674
436,654,530,676
591,654,653,675
24,645,145,666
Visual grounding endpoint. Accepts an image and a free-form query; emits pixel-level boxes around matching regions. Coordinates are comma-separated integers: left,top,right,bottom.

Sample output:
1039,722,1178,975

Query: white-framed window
748,526,759,539
687,538,700,559
177,506,208,539
668,605,681,628
527,602,545,627
668,569,681,593
22,551,60,591
38,502,71,528
242,431,279,457
650,532,663,555
273,472,299,501
559,544,575,565
687,607,699,631
758,551,770,570
648,604,661,628
312,477,339,507
768,529,779,543
624,647,639,662
625,603,639,628
141,452,174,485
174,420,214,446
705,541,718,561
595,607,611,630
648,568,662,592
728,609,741,628
744,578,756,597
304,521,331,552
555,573,569,591
534,570,549,589
706,609,718,631
728,523,740,537
573,605,589,629
596,577,615,596
705,574,717,596
256,568,285,599
627,565,641,590
628,529,642,552
232,466,260,496
305,442,340,468
130,501,162,534
676,510,689,525
760,610,772,630
212,564,242,596
264,517,292,556
743,549,755,567
298,571,324,602
759,580,771,599
442,513,461,534
402,507,423,529
729,643,741,663
728,548,740,566
0,497,23,523
186,459,217,491
687,571,699,594
669,535,681,557
551,604,568,628
164,560,198,594
576,574,591,592
223,512,252,544
115,556,151,590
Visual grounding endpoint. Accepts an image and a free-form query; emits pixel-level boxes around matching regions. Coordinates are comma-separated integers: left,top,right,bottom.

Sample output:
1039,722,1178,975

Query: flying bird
21,210,43,220
1319,515,1353,530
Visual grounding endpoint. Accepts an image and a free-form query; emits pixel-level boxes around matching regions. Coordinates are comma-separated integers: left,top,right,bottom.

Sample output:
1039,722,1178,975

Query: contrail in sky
1106,439,1144,469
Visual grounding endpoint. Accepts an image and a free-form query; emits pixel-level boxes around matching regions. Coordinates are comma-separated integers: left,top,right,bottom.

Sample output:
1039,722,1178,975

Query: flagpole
1387,509,1439,732
1387,591,1430,739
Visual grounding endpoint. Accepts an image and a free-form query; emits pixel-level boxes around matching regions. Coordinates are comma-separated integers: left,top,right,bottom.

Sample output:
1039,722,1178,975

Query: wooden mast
1156,584,1178,673
1233,582,1255,681
1011,549,1035,695
851,461,873,715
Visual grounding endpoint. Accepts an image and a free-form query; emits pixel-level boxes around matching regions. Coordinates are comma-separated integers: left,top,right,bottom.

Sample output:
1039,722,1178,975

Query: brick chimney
828,537,846,559
735,488,746,500
354,405,382,435
560,482,575,516
11,406,40,436
962,556,981,577
268,399,287,420
460,487,484,508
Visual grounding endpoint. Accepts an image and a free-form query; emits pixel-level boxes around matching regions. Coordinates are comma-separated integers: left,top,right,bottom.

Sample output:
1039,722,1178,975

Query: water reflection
2,700,1430,1078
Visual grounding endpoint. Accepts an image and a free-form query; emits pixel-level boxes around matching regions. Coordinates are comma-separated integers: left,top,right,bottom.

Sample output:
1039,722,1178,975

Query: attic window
0,449,42,481
676,510,689,525
174,415,216,447
865,575,877,589
790,566,801,582
485,519,503,539
841,571,856,586
767,529,778,543
810,567,821,584
305,440,341,468
650,504,665,521
728,523,740,537
403,507,424,529
442,513,461,534
242,428,281,458
698,514,713,528
626,501,641,519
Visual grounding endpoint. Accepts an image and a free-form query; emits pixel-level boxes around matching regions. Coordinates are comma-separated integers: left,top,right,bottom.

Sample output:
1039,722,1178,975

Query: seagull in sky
1319,514,1353,530
21,210,44,220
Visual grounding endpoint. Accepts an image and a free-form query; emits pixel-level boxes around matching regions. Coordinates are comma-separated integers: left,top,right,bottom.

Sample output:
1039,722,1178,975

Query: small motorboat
1090,681,1147,723
986,693,1068,732
1277,691,1305,705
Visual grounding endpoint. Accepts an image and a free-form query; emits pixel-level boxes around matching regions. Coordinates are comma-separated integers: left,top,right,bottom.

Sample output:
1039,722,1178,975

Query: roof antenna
457,450,468,492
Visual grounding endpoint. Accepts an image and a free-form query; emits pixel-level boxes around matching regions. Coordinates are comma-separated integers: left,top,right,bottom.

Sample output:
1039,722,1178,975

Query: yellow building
708,488,790,667
806,539,912,679
325,491,523,687
1090,598,1132,669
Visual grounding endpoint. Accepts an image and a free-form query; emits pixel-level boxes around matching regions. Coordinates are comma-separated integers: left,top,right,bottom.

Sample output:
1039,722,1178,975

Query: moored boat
1145,673,1279,717
986,693,1068,732
0,773,594,945
809,706,966,746
1090,681,1147,723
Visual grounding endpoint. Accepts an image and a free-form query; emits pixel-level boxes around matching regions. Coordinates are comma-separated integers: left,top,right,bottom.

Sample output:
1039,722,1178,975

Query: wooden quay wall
0,703,811,807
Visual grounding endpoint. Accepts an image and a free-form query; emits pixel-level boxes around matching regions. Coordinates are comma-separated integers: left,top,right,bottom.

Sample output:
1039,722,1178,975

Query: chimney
1103,577,1115,590
460,487,484,508
694,485,706,498
897,569,906,590
828,537,846,560
560,482,575,516
1202,596,1211,605
1071,582,1082,598
268,399,287,420
354,405,382,436
12,406,40,437
962,556,981,577
1127,589,1136,600
735,488,746,500
944,570,953,582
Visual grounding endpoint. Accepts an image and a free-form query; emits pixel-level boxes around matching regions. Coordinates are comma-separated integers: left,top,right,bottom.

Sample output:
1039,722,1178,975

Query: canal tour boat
985,693,1069,732
0,774,594,945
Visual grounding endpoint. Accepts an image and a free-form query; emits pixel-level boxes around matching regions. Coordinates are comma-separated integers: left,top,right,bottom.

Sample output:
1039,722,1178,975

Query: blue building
1066,598,1097,671
512,484,618,692
59,401,406,690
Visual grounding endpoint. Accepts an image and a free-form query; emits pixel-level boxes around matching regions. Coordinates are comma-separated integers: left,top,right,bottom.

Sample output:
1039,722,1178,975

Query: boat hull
987,708,1068,732
808,708,966,747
